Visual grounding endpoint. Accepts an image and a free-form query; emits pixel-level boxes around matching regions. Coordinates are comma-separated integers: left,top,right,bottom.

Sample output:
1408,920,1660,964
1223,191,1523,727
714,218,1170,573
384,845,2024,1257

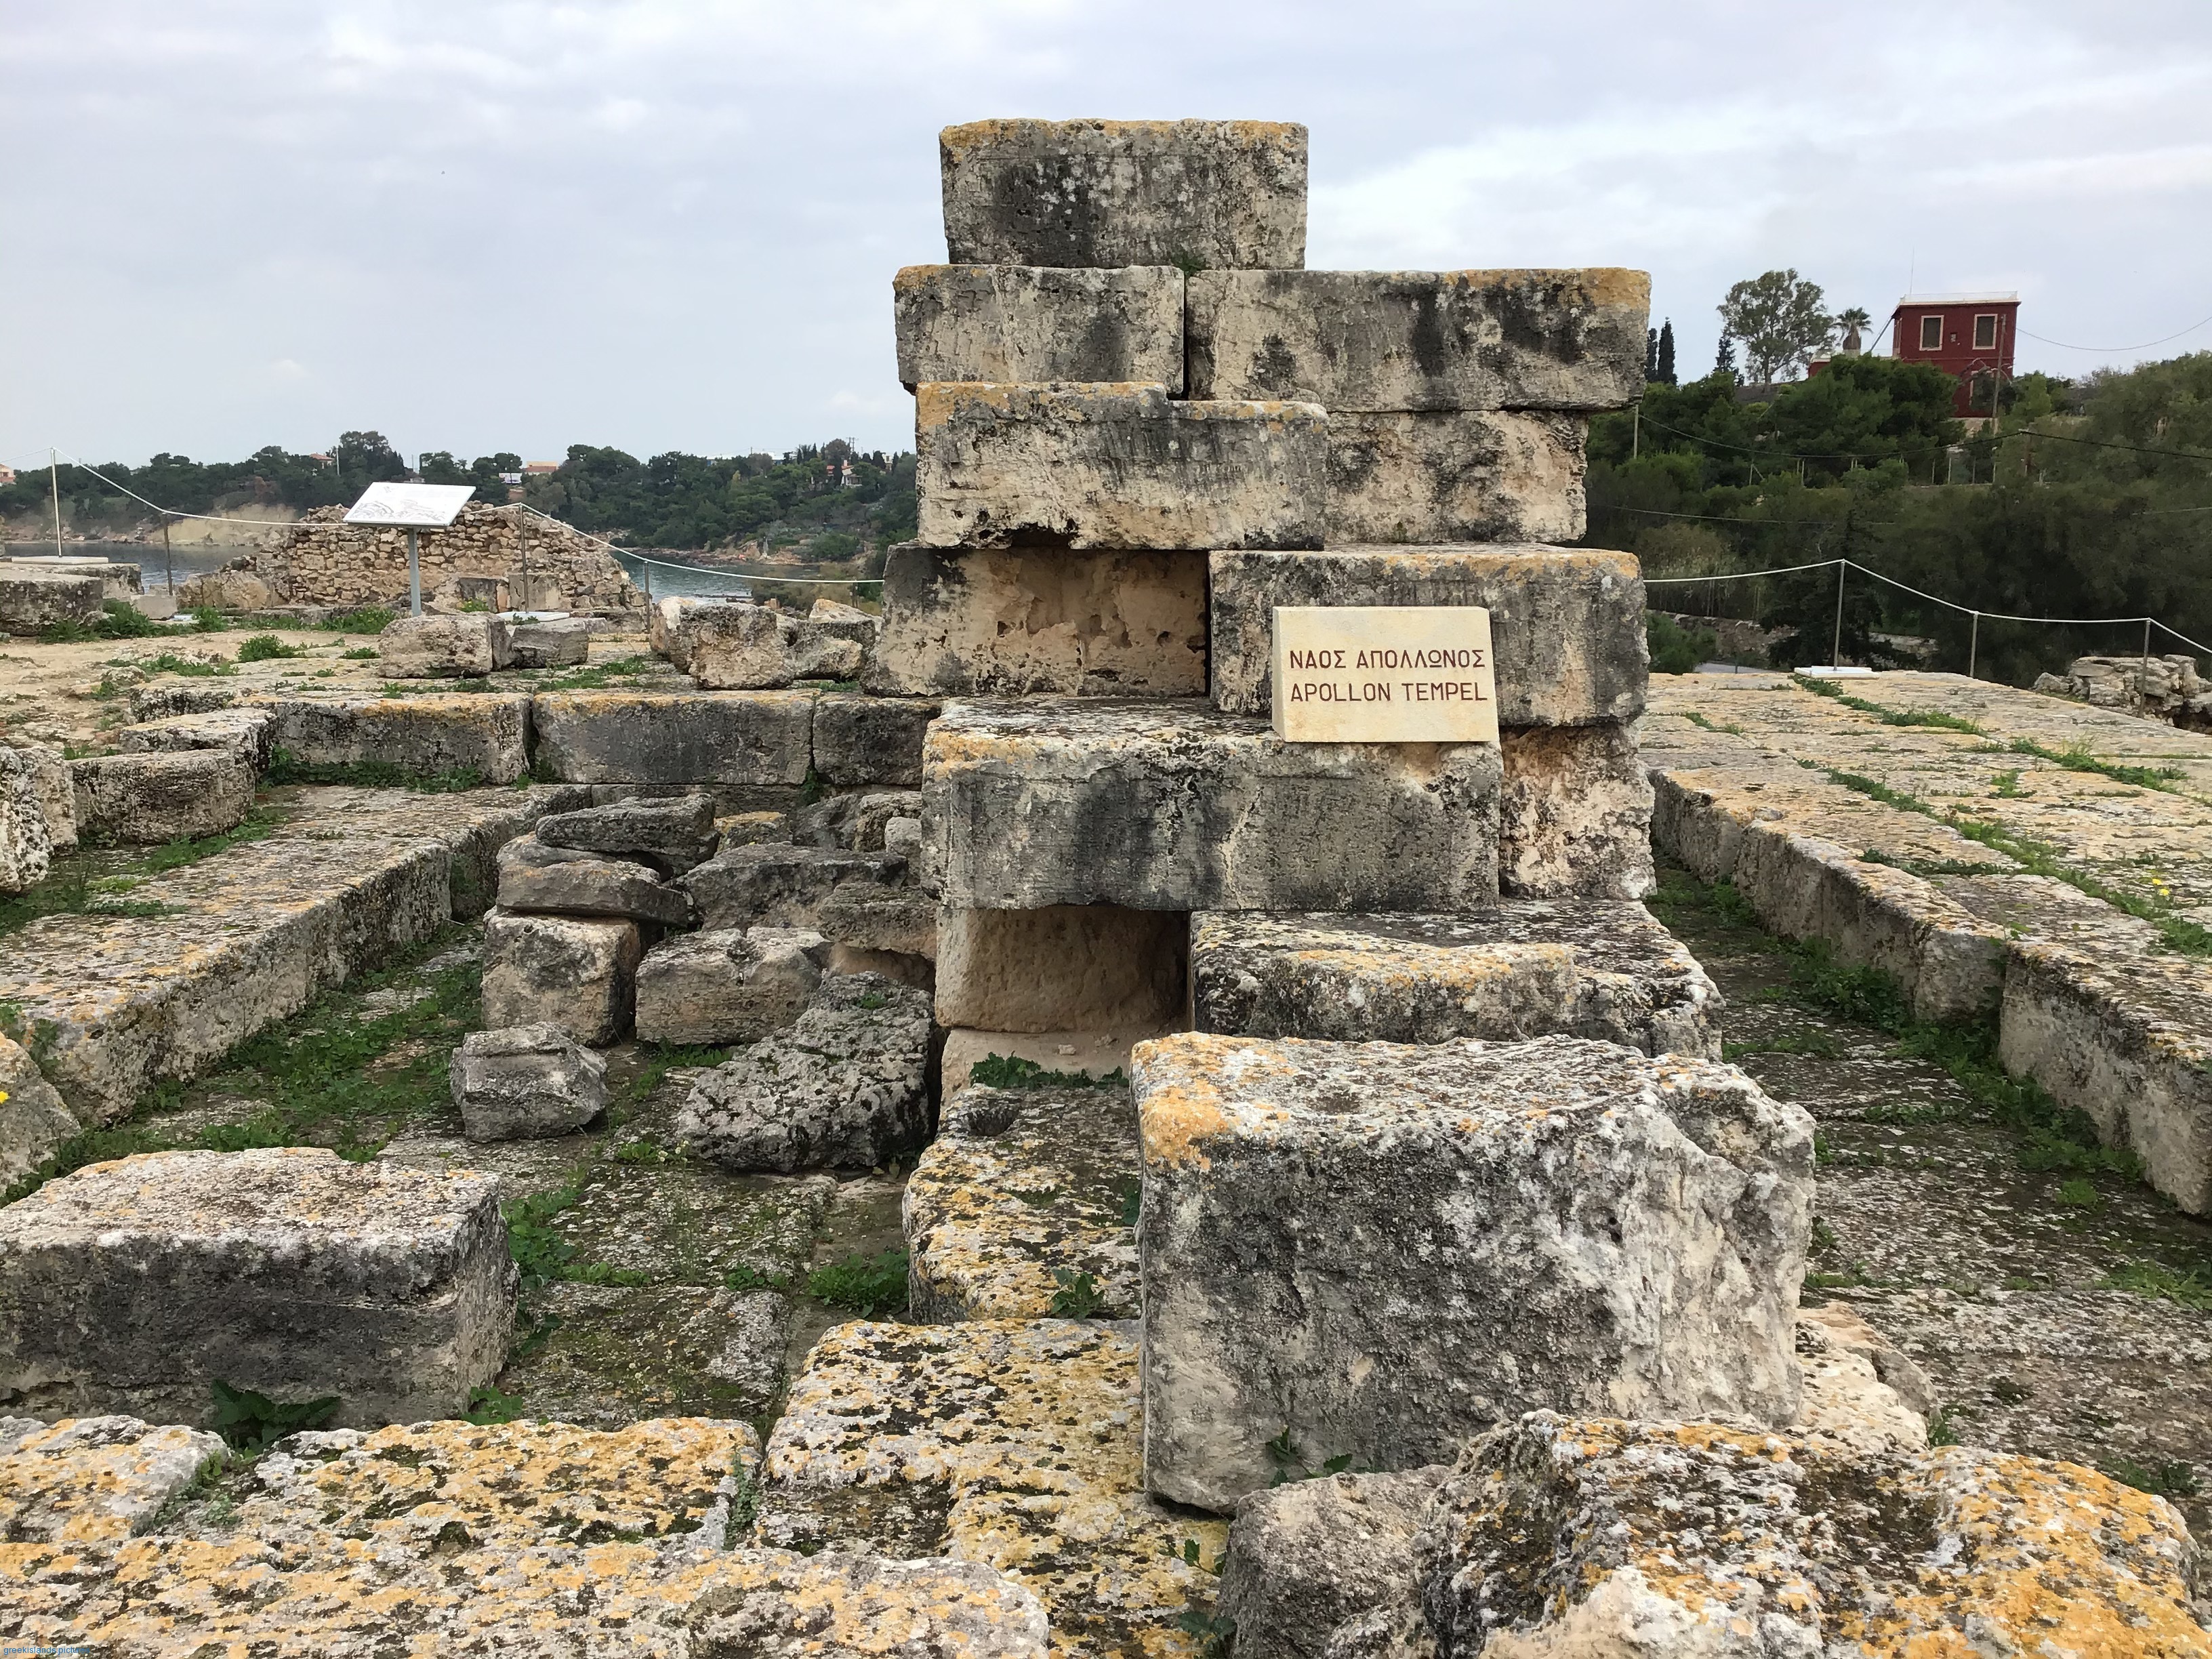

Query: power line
2020,313,2212,353
1630,408,2212,468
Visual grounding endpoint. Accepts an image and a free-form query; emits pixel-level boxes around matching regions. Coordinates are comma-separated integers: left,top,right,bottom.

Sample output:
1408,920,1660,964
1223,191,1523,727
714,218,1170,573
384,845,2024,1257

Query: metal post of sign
407,529,422,617
2142,616,2152,684
341,482,474,619
161,518,174,592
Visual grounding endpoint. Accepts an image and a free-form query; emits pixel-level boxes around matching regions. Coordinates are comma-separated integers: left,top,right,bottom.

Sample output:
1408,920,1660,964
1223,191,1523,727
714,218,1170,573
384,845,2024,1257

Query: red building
1889,292,2018,421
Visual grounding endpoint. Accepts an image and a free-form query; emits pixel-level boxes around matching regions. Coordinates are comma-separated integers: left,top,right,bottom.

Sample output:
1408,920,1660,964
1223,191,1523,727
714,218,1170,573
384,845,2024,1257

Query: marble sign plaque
1271,605,1498,743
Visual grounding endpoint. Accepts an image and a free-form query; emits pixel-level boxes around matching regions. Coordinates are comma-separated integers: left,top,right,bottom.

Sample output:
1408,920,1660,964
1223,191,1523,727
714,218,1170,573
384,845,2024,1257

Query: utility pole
49,450,64,556
162,517,174,592
1831,560,1847,667
1631,402,1640,459
1967,612,1980,680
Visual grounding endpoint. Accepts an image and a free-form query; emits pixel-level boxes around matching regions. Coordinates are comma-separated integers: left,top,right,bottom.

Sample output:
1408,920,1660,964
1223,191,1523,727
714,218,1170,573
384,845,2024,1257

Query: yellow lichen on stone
0,1416,224,1545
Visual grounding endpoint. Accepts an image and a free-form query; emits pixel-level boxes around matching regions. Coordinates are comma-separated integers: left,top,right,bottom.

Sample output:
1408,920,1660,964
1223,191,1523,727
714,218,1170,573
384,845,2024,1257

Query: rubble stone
1134,1031,1814,1511
935,904,1186,1031
5,743,76,854
176,567,272,612
498,611,592,668
116,708,275,773
0,570,102,636
866,544,1208,697
1793,1303,1931,1451
1326,411,1586,544
925,698,1501,913
1216,1467,1448,1659
939,117,1307,268
680,602,796,691
377,613,501,677
0,1148,514,1427
493,834,694,926
813,692,941,788
0,1033,77,1188
69,751,253,844
248,693,533,785
537,792,719,873
1188,268,1648,411
0,748,53,893
677,972,932,1172
916,382,1327,552
480,909,645,1044
254,501,643,615
1208,546,1645,726
634,926,830,1046
1189,903,1721,1057
1498,722,1654,899
683,842,933,956
449,1023,609,1141
533,691,815,786
895,263,1185,390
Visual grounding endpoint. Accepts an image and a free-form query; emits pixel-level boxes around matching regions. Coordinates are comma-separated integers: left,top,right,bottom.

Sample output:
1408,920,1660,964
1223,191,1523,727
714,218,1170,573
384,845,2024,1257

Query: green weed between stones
1048,1268,1106,1317
2099,1258,2212,1309
805,1248,909,1317
141,651,236,677
236,634,307,663
529,657,651,693
265,747,485,792
39,600,167,644
0,804,287,939
966,1053,1128,1091
211,1378,339,1453
1789,674,1984,733
2100,1456,2203,1500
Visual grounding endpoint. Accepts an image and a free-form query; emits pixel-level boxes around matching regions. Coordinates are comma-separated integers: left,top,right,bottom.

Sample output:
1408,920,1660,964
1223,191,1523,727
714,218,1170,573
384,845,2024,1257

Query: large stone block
378,613,501,678
1498,722,1654,899
497,612,590,668
682,843,935,958
535,792,718,874
448,1023,609,1141
634,926,830,1046
1216,1467,1447,1659
1134,1031,1814,1511
865,544,1207,698
925,698,1501,913
1189,903,1721,1057
533,691,813,786
1208,546,1645,726
480,909,644,1044
811,692,941,788
680,602,795,691
894,264,1185,391
69,751,253,844
916,383,1326,552
0,749,53,894
248,694,533,785
0,571,102,637
0,1033,77,1189
492,834,692,926
939,117,1306,268
0,1148,514,1428
936,905,1186,1031
117,708,275,773
1326,411,1586,545
5,742,75,855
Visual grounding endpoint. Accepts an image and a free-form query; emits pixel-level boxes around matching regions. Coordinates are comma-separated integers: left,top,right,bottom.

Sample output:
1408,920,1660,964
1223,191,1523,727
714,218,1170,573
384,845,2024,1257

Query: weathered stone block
116,708,275,773
926,698,1501,913
178,567,272,611
497,613,591,668
480,910,644,1044
916,383,1327,552
1187,268,1648,411
677,972,932,1171
0,1414,229,1546
248,694,533,785
895,264,1185,390
1327,411,1586,545
1792,1303,1932,1451
0,749,52,894
533,692,814,787
939,117,1307,268
681,603,795,691
69,751,253,844
0,1033,77,1188
5,742,75,855
936,905,1186,1031
812,692,941,787
493,835,693,926
1134,1031,1813,1511
0,571,102,636
0,1148,514,1428
682,842,933,956
865,544,1207,697
1189,903,1720,1057
449,1023,609,1141
1499,722,1654,899
378,613,501,678
1216,1467,1448,1659
634,926,830,1046
795,790,922,853
1208,547,1645,726
537,792,718,873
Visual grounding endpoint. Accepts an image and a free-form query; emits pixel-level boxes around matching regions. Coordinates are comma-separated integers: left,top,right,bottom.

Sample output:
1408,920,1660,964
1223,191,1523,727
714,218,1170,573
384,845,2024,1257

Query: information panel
1271,605,1497,743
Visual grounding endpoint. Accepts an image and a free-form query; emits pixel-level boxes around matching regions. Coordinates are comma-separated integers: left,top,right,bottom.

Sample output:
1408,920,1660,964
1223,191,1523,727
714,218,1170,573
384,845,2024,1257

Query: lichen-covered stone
797,790,924,853
534,691,815,786
905,1084,1141,1322
480,909,645,1044
1208,547,1645,726
866,544,1207,698
925,698,1500,913
677,973,932,1172
494,834,695,926
813,693,941,789
895,264,1185,390
70,750,253,844
0,570,102,636
936,905,1187,1032
1216,1467,1448,1659
116,707,275,773
1187,268,1648,411
635,926,830,1046
1326,411,1585,545
916,382,1327,552
0,747,52,893
0,1414,226,1544
759,1317,1227,1655
5,741,75,854
1134,1032,1814,1511
537,792,719,872
1498,722,1654,899
1417,1414,2210,1659
1189,903,1721,1057
449,1023,609,1141
939,117,1306,268
0,1148,515,1428
247,693,534,784
680,602,796,691
0,1033,77,1187
683,842,935,958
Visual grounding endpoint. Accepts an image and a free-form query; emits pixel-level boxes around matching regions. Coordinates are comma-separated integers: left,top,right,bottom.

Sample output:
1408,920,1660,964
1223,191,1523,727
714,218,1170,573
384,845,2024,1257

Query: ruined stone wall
255,504,645,615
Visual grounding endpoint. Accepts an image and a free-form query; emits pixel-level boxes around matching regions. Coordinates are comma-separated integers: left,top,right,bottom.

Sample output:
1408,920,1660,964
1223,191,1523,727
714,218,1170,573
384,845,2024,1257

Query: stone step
247,693,534,784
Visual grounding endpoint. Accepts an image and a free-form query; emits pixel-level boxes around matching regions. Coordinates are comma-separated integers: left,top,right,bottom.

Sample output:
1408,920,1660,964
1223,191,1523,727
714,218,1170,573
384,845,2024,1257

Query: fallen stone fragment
935,904,1187,1031
1326,410,1585,545
794,789,924,853
377,613,501,677
449,1023,609,1141
176,567,271,611
939,117,1307,268
5,742,75,853
812,692,941,788
0,1414,228,1544
480,909,645,1044
895,262,1186,390
497,611,591,668
1189,903,1721,1057
676,972,932,1172
69,750,253,844
0,748,53,893
916,382,1328,552
718,809,790,847
0,570,102,636
493,834,695,926
680,602,795,691
537,792,719,872
791,631,863,680
683,842,931,956
1498,722,1654,899
634,926,830,1046
1216,1466,1448,1659
1793,1303,1931,1450
1187,268,1648,411
533,691,815,786
1134,1032,1814,1511
116,707,275,773
0,1033,78,1187
0,1147,515,1427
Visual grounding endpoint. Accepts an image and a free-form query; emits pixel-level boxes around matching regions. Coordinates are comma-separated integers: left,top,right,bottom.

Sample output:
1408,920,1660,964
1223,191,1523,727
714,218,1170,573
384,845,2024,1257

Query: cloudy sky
7,1,2211,472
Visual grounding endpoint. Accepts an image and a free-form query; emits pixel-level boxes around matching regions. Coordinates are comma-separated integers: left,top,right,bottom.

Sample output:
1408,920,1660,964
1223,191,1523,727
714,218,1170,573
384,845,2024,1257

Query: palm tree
1835,307,1873,355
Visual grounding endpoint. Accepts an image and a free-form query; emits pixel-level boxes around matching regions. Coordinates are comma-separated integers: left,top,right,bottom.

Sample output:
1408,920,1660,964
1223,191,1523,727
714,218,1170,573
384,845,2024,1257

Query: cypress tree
1657,320,1677,385
1645,327,1660,382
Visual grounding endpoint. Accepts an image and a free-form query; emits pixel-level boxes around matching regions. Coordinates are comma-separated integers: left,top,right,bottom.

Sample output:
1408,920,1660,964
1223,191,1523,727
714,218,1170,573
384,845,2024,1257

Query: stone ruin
2037,652,2212,729
1,119,2205,1655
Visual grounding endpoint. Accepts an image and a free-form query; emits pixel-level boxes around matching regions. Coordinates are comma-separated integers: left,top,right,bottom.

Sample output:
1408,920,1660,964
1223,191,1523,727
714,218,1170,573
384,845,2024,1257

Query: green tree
1717,270,1833,385
1656,319,1676,386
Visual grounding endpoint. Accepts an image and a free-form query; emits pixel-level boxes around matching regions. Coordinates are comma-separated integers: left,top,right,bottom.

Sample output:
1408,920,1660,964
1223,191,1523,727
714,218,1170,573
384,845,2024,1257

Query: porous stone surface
537,792,719,873
1208,546,1645,726
905,1083,1142,1322
499,611,592,667
758,1317,1227,1654
1216,1467,1448,1659
1134,1031,1814,1511
677,972,933,1172
925,698,1501,913
1498,722,1654,899
377,613,499,677
1187,268,1648,411
635,926,830,1046
0,1414,228,1544
448,1023,609,1141
895,263,1185,390
69,750,253,844
939,117,1307,268
0,1034,77,1187
813,692,941,789
255,500,643,614
867,544,1208,698
1416,1414,2209,1659
248,692,533,784
683,842,934,958
0,1148,515,1427
0,570,102,636
0,747,53,893
494,834,695,926
1793,1303,1932,1452
480,909,646,1044
1326,411,1586,545
116,707,275,773
915,382,1327,552
176,567,272,611
1189,903,1721,1057
6,741,75,854
534,691,815,786
936,904,1187,1032
682,602,796,691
